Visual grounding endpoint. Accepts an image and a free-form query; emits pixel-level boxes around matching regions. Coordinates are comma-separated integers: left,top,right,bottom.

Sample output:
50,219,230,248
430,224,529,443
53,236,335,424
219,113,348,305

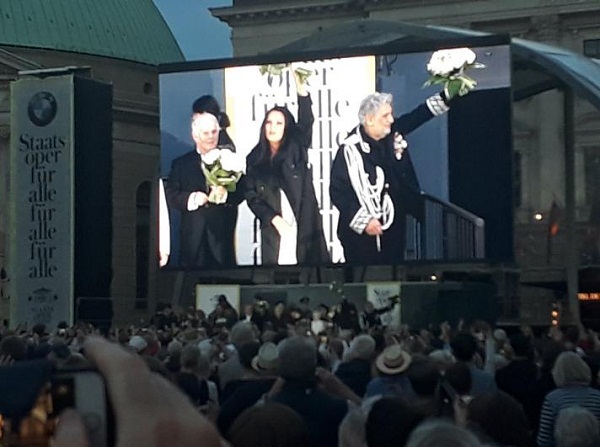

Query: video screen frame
158,34,514,271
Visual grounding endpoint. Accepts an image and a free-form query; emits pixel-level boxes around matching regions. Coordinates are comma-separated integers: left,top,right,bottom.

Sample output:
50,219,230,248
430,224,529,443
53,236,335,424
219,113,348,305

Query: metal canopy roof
271,19,600,110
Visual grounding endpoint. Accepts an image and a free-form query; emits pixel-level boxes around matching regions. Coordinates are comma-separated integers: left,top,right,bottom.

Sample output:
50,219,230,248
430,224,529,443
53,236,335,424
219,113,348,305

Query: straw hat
375,345,412,375
251,342,279,372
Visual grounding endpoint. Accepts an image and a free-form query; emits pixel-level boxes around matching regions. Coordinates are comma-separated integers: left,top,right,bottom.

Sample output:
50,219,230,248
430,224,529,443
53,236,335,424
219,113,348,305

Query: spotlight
550,302,560,326
534,213,543,221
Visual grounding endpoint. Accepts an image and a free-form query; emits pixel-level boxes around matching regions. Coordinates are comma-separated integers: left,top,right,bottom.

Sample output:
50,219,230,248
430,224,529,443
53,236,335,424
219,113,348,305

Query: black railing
405,192,485,261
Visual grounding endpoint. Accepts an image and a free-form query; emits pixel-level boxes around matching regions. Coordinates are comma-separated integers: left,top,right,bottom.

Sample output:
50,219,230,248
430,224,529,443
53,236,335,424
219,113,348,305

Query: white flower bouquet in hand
423,47,485,99
200,147,245,204
258,63,312,84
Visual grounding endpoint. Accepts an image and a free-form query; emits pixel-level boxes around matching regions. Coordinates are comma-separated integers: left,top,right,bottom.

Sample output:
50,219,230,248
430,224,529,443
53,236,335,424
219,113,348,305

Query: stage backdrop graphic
366,281,401,328
9,76,75,328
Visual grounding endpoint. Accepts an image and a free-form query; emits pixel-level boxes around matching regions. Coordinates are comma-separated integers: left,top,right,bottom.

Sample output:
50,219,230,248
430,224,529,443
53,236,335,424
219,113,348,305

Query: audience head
467,391,532,447
492,328,507,344
180,344,210,377
554,406,600,447
128,335,148,354
167,339,183,356
366,397,423,447
180,328,204,346
31,323,47,337
180,344,202,370
508,332,533,359
552,351,592,387
339,406,367,447
375,345,411,376
277,336,317,380
408,359,442,397
227,402,310,447
540,340,566,373
230,321,256,350
238,340,260,370
428,349,455,366
327,337,345,361
406,420,481,447
563,326,579,346
450,333,478,363
444,362,472,395
345,335,376,362
0,335,28,361
251,342,279,374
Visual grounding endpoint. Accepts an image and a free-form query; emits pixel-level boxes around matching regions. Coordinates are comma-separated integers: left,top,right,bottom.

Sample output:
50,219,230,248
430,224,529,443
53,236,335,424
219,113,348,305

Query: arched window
135,181,151,310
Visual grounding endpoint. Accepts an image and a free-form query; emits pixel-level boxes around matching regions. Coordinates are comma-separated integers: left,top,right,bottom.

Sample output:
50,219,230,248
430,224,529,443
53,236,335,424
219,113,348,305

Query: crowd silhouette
2,296,600,447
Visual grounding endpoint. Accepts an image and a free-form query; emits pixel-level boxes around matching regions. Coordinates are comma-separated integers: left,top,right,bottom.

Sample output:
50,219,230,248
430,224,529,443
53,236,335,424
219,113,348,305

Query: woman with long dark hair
244,68,329,265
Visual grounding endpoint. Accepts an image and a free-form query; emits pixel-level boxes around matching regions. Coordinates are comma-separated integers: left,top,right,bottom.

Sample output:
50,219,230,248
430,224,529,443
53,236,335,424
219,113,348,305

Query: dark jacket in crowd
335,358,372,397
271,379,348,447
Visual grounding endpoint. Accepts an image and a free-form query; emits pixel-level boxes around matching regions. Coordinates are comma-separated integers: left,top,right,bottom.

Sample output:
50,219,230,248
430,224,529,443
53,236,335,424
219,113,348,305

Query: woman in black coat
244,68,329,265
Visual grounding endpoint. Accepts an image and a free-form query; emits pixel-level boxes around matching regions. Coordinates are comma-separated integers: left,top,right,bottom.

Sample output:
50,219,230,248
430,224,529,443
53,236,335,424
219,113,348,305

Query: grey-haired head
277,336,318,380
358,92,393,126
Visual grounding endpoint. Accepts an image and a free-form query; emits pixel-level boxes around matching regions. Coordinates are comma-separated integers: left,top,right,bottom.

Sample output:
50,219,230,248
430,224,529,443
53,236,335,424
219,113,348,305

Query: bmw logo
27,91,58,127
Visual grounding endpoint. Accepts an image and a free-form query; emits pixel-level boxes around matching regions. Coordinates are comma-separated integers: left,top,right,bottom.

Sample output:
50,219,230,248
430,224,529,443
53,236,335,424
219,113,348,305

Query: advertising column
9,75,75,328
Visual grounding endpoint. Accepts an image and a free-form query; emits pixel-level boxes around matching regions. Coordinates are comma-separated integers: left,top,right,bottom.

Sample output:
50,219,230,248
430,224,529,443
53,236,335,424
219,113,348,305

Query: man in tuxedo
166,113,239,267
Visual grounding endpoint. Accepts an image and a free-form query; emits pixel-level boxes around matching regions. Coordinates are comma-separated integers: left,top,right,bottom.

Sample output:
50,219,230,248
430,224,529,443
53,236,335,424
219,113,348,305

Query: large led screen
158,37,514,270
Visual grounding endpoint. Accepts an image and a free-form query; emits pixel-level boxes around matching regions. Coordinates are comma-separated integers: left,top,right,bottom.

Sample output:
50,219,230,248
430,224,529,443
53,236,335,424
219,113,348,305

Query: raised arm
392,91,450,136
291,65,314,149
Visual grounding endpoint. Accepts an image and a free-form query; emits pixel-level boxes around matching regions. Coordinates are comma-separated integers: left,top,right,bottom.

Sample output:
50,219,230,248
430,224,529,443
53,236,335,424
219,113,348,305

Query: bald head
191,112,219,154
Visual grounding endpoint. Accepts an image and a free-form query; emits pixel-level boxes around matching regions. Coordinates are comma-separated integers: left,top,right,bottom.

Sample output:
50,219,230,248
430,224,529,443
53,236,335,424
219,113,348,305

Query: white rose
219,149,245,174
201,148,220,165
427,48,477,76
449,48,476,70
458,47,477,65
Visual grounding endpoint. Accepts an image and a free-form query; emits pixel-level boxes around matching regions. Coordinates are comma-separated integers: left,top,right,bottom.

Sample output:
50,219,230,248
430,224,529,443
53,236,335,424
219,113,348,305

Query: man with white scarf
330,91,451,264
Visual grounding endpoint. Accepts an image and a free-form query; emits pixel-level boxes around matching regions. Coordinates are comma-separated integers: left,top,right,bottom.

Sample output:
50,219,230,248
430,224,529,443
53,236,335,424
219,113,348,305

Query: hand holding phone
54,336,221,447
0,362,108,447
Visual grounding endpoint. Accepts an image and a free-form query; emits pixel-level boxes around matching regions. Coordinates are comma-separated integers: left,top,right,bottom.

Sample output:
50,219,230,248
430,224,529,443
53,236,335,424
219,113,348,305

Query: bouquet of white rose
200,147,245,204
423,47,485,99
259,63,312,84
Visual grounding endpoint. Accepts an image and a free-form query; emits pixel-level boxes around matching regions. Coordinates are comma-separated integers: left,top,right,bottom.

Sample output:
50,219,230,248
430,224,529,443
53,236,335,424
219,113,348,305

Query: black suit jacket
166,150,241,267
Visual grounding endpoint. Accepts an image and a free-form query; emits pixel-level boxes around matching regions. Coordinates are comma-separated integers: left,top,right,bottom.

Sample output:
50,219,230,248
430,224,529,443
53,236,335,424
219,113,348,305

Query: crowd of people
2,296,600,447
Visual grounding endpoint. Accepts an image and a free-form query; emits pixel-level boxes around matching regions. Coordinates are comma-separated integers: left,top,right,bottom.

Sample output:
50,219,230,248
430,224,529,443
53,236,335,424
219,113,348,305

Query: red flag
546,200,561,263
548,200,561,236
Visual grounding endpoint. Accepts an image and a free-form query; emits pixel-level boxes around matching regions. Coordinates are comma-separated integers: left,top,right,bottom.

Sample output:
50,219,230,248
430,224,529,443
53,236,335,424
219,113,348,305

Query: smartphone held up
0,360,110,447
